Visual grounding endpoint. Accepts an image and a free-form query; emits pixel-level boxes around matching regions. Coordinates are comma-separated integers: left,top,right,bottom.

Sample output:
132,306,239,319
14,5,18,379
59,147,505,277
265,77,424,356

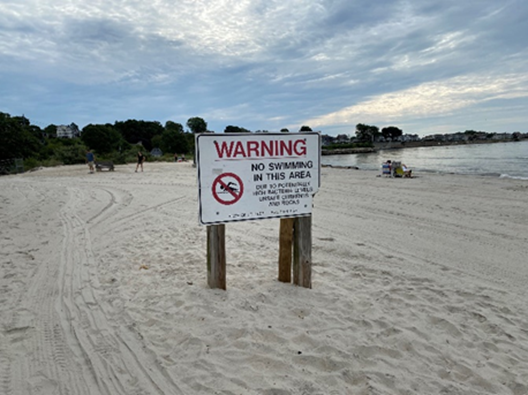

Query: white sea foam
500,173,528,180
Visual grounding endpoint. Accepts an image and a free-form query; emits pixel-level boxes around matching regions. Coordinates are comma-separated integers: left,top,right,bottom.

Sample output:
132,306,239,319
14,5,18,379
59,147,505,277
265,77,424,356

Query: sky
1,0,528,137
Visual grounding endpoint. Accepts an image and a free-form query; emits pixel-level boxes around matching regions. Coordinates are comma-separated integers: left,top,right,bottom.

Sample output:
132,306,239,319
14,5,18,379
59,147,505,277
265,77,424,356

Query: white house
150,148,163,157
56,123,81,138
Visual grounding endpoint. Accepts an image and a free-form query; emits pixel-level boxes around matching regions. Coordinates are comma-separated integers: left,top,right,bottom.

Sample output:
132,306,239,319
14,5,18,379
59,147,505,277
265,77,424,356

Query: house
321,134,335,146
150,148,163,157
56,123,81,138
445,133,469,142
335,134,350,144
491,133,512,140
398,134,420,142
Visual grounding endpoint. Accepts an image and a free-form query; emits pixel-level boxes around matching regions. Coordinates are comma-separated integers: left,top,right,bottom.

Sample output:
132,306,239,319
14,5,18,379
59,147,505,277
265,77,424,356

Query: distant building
423,134,445,142
56,123,81,138
150,148,163,157
321,134,335,146
335,134,350,144
491,133,512,140
398,134,420,142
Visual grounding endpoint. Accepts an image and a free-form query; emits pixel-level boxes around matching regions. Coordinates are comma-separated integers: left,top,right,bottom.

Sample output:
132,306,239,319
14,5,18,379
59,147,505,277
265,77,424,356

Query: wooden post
293,216,312,288
207,224,226,290
278,218,295,282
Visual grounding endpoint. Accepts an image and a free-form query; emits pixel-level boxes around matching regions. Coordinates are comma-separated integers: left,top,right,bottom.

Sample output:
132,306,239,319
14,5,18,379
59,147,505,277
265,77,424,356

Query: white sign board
197,132,320,225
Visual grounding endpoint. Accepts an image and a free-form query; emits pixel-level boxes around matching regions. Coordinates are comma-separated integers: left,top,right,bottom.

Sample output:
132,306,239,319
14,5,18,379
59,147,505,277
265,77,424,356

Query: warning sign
197,132,320,225
212,173,244,205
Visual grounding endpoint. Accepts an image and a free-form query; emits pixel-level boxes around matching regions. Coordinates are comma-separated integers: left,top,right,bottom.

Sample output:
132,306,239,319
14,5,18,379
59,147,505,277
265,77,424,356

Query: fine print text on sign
197,132,320,225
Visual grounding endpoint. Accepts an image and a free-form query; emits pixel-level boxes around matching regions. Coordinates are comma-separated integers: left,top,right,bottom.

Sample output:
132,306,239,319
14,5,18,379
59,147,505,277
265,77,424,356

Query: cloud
305,73,528,128
1,0,527,135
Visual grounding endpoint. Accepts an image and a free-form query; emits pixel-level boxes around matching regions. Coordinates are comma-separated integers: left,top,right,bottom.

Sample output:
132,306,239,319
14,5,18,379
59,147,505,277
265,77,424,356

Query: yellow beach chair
393,162,412,178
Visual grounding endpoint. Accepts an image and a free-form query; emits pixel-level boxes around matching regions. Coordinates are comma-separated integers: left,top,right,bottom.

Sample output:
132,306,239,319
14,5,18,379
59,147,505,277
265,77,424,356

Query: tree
160,121,190,154
224,125,251,133
0,112,42,159
151,135,162,150
81,124,124,154
381,126,403,140
186,117,207,134
186,117,206,165
355,123,379,142
41,135,85,162
114,120,164,151
165,121,184,133
299,125,312,131
53,143,87,165
336,134,351,143
44,124,57,138
280,128,289,133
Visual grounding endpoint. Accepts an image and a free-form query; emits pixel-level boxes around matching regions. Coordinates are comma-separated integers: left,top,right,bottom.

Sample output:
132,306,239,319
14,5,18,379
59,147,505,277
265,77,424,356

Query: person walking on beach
135,151,145,172
86,149,95,174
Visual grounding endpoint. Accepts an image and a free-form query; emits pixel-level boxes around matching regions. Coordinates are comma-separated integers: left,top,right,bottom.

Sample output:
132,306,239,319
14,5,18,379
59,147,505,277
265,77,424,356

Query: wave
500,174,528,180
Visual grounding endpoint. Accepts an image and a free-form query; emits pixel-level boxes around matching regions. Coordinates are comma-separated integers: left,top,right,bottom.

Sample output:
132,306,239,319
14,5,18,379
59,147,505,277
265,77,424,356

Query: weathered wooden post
293,215,312,288
278,217,295,282
207,224,226,290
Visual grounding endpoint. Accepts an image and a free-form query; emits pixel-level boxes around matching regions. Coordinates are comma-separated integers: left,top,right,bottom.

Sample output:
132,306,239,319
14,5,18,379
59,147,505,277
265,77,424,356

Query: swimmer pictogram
212,173,244,205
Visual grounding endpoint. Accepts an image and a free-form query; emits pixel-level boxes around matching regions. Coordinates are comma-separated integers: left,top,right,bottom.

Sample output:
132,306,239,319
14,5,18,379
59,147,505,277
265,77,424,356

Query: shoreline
321,139,528,179
322,137,526,155
321,164,528,180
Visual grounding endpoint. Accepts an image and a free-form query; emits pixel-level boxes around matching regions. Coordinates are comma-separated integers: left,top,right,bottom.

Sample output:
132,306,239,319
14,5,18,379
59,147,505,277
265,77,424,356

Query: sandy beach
1,162,527,395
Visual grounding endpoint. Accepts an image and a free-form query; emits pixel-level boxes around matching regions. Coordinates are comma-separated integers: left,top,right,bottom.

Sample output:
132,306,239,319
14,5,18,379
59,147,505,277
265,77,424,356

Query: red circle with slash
212,173,244,205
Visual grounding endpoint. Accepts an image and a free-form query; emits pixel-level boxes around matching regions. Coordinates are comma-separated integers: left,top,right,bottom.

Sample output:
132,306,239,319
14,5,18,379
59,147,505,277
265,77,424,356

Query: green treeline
0,112,205,170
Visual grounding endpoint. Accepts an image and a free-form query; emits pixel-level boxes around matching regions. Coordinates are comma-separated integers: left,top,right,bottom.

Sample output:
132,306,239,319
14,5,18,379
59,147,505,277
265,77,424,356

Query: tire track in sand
56,186,182,394
2,185,94,395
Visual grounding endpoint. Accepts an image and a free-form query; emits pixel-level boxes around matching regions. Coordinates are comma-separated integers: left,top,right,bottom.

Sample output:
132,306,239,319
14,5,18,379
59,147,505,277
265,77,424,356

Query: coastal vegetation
322,123,527,154
0,111,305,173
1,110,526,173
0,111,200,172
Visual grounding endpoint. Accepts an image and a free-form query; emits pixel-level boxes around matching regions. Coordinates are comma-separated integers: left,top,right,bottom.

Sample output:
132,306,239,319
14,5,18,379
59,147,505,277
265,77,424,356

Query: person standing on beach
135,151,145,172
86,149,95,174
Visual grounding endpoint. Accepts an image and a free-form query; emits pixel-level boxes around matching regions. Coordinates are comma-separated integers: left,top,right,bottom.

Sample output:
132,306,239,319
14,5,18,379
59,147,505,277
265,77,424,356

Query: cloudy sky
1,0,527,136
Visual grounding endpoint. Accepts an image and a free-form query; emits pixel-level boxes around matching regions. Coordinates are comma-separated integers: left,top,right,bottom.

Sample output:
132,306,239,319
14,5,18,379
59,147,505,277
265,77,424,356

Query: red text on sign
214,139,307,159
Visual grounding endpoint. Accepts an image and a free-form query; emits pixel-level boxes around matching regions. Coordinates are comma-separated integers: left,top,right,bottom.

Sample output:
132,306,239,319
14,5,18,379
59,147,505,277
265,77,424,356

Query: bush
23,157,40,171
23,157,64,171
40,158,64,167
99,150,133,165
147,153,172,162
54,145,86,165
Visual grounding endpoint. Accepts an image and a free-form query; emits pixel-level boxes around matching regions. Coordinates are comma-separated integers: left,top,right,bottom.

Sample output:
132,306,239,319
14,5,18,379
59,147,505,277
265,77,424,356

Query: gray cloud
1,0,527,135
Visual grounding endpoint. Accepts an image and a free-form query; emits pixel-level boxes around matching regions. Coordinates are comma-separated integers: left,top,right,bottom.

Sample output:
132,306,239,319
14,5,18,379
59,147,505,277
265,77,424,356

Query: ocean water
321,140,528,180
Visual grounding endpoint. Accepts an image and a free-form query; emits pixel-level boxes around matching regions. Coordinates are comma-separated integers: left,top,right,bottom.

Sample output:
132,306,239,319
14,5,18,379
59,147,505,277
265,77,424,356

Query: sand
1,162,527,395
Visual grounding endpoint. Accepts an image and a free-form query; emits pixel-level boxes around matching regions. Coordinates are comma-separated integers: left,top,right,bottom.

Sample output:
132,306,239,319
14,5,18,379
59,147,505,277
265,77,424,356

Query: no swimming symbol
212,173,244,205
